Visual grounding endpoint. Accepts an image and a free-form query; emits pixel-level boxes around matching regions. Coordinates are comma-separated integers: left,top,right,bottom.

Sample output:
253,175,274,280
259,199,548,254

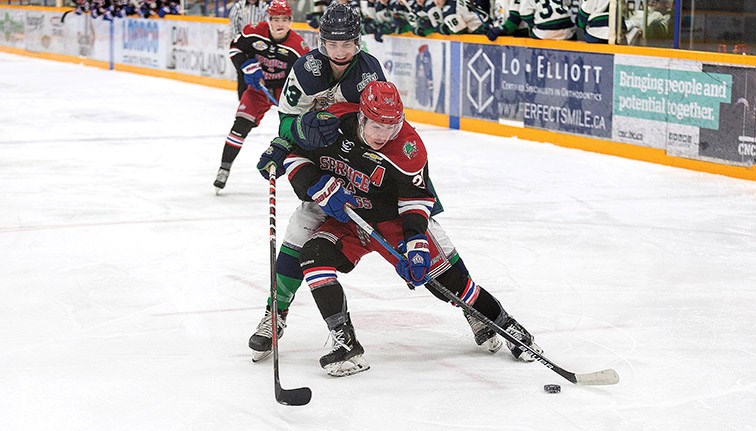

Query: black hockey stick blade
275,384,312,406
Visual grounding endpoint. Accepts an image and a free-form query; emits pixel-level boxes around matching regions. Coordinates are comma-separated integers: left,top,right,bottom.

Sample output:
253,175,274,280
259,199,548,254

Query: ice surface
1,52,755,431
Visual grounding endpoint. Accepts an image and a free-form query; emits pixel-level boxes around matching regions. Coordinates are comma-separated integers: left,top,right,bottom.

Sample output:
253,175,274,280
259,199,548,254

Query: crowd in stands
69,0,182,20
66,0,668,45
305,0,625,44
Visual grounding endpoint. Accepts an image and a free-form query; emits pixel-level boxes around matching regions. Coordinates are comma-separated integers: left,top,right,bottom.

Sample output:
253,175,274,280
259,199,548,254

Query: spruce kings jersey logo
304,54,323,77
357,72,379,91
402,141,418,159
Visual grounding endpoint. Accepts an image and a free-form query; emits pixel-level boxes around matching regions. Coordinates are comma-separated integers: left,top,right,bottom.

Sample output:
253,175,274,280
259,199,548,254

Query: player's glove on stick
241,58,264,90
307,175,357,223
395,234,430,288
257,137,293,180
292,111,341,150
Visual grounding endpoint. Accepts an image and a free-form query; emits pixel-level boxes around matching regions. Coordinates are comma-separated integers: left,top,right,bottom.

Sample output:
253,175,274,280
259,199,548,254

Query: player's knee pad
231,117,257,137
299,237,353,273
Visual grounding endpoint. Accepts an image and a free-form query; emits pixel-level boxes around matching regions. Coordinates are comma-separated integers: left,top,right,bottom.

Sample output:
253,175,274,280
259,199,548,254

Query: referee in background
228,0,269,99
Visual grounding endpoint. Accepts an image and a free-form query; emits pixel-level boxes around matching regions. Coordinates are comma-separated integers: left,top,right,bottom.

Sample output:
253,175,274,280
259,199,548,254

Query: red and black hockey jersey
284,103,435,239
229,21,309,89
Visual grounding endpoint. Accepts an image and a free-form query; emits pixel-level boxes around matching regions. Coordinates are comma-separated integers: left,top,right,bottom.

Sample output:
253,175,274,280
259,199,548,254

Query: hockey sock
220,117,256,166
434,266,503,322
268,245,304,311
303,269,349,330
299,238,354,329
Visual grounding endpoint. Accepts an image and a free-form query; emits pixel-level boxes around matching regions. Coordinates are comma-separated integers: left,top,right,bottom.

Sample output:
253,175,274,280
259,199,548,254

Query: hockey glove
306,12,321,28
307,175,358,223
257,137,293,180
395,234,430,288
291,111,341,150
241,58,264,90
486,25,503,41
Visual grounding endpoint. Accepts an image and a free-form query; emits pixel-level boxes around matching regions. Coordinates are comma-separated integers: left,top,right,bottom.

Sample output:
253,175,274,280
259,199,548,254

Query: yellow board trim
405,109,449,128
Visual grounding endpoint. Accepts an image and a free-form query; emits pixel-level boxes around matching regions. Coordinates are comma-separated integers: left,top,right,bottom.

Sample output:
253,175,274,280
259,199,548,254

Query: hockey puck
544,384,561,394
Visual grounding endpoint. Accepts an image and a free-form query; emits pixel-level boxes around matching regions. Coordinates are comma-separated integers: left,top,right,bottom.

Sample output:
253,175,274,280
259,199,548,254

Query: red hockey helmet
359,81,405,147
359,81,404,125
268,0,292,17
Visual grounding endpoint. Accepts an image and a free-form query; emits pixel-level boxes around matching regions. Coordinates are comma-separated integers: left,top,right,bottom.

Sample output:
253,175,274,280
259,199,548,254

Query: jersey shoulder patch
291,49,333,95
379,124,427,174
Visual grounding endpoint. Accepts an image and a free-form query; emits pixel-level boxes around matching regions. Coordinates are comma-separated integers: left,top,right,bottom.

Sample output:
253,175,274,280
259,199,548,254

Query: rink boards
2,5,756,180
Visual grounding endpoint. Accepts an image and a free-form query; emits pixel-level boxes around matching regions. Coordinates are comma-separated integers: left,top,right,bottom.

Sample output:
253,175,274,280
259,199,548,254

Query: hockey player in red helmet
279,80,543,376
247,4,519,366
357,80,405,150
213,0,309,193
266,0,292,40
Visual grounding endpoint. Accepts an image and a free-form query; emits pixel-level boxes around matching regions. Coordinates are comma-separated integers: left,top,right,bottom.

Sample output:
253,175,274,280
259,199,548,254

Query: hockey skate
248,306,288,362
499,316,543,362
214,167,230,194
464,311,503,353
320,320,369,377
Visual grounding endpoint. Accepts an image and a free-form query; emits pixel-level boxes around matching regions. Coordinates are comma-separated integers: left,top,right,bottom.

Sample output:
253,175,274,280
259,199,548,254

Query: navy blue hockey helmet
318,3,361,61
319,3,361,41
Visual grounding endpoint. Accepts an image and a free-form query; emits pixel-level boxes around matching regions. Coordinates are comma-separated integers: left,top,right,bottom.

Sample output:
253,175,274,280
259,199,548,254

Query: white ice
1,52,756,431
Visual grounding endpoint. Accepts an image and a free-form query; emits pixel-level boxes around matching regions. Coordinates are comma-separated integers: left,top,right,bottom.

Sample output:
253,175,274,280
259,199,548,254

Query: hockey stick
267,166,312,406
261,85,279,106
344,207,619,386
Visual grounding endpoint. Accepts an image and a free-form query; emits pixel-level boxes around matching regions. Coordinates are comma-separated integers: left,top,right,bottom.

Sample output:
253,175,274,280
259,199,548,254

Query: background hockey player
213,0,309,193
576,0,609,43
429,0,489,35
228,0,270,99
285,81,542,376
486,0,530,40
519,0,576,40
249,3,502,363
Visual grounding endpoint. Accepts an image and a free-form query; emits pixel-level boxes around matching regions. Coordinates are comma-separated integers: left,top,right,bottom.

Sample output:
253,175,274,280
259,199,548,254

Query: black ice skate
499,316,543,362
214,167,230,194
248,306,288,362
320,320,369,377
464,311,503,353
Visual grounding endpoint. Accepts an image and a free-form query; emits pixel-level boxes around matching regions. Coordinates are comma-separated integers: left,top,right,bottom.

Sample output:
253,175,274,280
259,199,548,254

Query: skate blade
324,355,370,377
251,349,272,363
215,187,222,195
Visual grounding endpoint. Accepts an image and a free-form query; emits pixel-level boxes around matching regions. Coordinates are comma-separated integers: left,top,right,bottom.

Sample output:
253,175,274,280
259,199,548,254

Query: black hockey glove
306,12,321,28
257,137,293,180
291,111,341,150
486,25,504,41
